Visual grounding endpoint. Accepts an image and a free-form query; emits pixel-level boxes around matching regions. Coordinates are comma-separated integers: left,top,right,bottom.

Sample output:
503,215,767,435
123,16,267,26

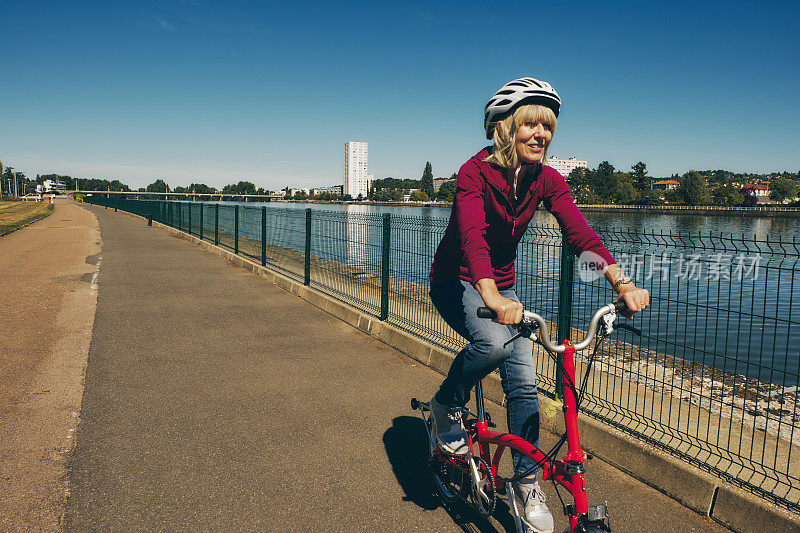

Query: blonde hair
483,104,557,169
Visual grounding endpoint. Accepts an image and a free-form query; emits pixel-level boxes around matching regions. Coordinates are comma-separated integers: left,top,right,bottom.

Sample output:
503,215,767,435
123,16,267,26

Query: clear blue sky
1,0,798,190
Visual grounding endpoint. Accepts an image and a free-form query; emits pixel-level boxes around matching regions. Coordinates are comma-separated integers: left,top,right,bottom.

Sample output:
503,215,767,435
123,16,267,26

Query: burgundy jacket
429,148,616,290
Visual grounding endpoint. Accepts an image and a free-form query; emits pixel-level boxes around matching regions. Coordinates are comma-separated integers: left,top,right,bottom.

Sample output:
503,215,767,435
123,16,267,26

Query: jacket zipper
484,178,520,237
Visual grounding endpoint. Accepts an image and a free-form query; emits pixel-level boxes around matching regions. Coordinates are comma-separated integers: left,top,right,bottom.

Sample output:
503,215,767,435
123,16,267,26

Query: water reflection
342,204,371,270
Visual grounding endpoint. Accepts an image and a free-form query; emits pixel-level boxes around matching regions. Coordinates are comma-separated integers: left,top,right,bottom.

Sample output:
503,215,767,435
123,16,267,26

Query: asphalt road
65,204,728,532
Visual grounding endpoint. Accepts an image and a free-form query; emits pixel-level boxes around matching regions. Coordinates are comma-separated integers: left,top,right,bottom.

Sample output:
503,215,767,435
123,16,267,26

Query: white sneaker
512,479,554,533
429,395,468,455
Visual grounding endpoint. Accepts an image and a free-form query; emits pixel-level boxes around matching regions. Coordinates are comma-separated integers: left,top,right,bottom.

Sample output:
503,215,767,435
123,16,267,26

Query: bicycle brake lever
615,323,643,336
602,312,617,335
503,325,534,348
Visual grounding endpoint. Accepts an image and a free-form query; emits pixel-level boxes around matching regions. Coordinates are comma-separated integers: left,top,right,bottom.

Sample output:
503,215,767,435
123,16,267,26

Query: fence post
556,240,575,397
199,204,204,240
188,202,192,235
304,208,312,285
380,213,391,321
214,204,219,246
234,204,239,255
261,206,267,266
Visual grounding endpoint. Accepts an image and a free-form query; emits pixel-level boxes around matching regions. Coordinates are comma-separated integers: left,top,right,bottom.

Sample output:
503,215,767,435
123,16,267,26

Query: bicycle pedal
410,397,429,411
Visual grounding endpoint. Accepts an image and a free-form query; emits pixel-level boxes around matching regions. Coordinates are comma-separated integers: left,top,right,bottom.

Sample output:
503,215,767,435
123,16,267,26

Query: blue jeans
430,279,540,476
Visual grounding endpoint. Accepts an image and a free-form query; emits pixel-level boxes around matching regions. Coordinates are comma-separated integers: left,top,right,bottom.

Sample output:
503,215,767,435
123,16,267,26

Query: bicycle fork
561,341,589,519
560,340,610,532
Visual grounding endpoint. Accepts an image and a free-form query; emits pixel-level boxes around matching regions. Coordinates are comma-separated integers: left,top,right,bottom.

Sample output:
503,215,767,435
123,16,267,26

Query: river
242,200,800,239
215,200,800,386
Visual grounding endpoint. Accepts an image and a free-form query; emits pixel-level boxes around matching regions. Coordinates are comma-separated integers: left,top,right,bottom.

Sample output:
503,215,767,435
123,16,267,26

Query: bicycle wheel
428,421,466,503
430,454,467,503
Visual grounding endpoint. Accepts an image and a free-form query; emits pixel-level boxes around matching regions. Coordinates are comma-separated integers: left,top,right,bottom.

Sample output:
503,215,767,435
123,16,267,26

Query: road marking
91,257,101,291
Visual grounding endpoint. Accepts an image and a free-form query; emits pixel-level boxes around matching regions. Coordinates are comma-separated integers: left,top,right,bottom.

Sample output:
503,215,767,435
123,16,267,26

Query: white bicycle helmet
484,77,561,139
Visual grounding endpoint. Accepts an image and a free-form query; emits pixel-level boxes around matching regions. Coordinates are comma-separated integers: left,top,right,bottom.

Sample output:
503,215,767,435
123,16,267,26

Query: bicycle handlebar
476,300,629,353
613,299,629,313
476,307,497,319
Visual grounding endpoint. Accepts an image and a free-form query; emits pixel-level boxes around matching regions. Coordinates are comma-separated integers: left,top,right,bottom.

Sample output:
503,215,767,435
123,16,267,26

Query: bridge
71,189,286,202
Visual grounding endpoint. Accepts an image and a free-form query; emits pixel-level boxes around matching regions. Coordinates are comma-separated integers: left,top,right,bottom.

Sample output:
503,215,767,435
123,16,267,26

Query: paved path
66,205,728,532
0,201,100,531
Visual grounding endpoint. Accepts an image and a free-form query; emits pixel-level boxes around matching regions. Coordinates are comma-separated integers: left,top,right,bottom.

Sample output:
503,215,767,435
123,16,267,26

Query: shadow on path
383,415,522,533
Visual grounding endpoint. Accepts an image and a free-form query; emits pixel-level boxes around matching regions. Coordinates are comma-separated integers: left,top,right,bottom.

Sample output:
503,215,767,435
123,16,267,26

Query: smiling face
488,104,557,169
514,120,553,164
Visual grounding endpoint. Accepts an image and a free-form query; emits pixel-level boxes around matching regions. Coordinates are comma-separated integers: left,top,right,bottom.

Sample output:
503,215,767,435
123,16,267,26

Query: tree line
368,162,457,202
1,171,133,196
5,162,797,207
143,179,272,196
568,162,799,207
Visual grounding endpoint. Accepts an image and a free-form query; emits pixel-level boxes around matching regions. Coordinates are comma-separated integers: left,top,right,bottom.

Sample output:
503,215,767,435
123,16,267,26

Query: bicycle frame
467,339,598,532
428,340,607,532
416,303,623,532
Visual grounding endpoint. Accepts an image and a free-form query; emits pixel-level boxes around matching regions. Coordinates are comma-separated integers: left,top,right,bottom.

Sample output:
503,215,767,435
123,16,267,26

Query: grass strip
0,201,55,237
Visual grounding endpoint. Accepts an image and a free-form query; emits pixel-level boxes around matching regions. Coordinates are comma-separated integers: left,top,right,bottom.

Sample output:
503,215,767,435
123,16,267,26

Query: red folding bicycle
412,300,638,533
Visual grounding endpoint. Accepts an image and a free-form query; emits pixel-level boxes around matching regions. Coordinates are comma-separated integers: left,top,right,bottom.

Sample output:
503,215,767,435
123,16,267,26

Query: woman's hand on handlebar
484,294,523,325
474,278,522,325
615,284,650,318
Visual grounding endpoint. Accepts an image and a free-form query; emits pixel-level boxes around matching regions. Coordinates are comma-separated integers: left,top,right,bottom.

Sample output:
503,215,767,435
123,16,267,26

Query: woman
428,77,650,533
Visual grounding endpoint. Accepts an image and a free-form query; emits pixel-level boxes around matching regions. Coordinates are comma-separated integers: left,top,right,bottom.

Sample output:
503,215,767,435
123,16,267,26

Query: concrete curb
102,208,800,533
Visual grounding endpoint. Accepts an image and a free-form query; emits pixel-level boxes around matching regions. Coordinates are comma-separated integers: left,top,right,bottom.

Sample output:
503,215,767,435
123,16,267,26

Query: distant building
37,179,66,195
740,183,770,198
289,188,310,197
547,156,587,177
433,178,456,194
652,180,680,191
311,185,343,196
343,141,371,198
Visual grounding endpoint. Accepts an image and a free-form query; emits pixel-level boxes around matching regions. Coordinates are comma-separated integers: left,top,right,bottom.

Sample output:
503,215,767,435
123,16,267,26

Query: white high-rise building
547,156,587,177
344,141,370,198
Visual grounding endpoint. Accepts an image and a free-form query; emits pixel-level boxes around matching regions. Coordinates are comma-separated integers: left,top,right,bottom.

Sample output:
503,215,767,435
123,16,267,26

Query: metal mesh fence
85,196,799,513
308,210,383,315
570,229,800,508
